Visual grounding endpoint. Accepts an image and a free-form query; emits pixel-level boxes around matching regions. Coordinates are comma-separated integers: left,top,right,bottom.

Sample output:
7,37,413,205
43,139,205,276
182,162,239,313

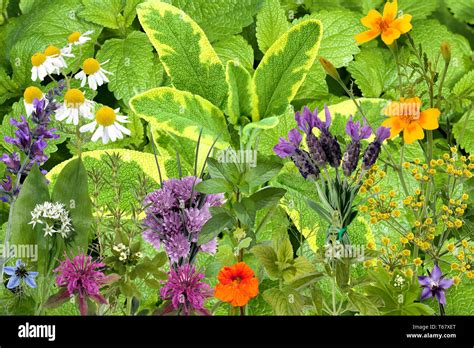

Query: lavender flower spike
362,126,390,170
273,128,302,158
295,106,317,134
342,116,372,176
316,105,342,168
418,264,453,305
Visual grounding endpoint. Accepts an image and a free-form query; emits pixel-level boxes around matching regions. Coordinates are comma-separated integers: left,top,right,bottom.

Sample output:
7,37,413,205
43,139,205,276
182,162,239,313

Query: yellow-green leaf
130,87,230,148
225,60,254,124
252,19,322,120
137,0,228,108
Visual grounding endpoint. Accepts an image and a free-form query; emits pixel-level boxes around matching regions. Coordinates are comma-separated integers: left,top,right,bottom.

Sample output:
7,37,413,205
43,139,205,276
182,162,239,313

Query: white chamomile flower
31,52,57,81
75,58,111,90
44,45,74,71
80,106,131,144
23,86,47,116
67,30,94,46
56,88,94,125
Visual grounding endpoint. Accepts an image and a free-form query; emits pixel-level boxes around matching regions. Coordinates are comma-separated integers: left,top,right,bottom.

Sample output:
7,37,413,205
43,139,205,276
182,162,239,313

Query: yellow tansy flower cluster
445,240,474,285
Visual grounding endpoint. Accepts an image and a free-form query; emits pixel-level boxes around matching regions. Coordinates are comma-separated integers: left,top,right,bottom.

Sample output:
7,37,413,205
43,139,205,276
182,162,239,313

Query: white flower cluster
393,274,405,288
113,243,142,262
29,202,74,238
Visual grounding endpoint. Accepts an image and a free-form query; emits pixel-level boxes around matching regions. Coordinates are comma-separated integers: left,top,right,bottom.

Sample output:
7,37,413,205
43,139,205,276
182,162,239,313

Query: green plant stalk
389,41,403,98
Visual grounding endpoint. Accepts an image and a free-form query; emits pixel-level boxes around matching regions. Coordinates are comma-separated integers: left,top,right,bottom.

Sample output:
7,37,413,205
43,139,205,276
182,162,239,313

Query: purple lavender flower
362,126,390,170
418,264,453,305
160,264,213,316
273,128,302,158
292,148,320,179
295,106,316,134
314,106,342,168
342,116,372,176
142,176,224,266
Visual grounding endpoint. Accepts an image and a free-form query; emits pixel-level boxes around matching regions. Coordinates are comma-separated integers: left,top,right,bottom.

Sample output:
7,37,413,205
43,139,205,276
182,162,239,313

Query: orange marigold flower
381,97,440,144
214,262,259,307
355,0,412,45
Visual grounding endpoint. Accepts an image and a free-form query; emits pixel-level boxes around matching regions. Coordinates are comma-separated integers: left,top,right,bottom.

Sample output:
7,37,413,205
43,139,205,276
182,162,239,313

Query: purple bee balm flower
4,259,38,289
160,264,213,316
273,128,302,158
52,253,119,316
362,126,390,170
418,264,453,305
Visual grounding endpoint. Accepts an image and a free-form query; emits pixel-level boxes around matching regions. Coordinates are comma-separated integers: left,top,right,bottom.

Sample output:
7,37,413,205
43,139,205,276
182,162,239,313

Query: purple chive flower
342,116,372,176
142,176,224,266
4,259,38,289
418,264,454,305
362,126,390,170
315,105,342,168
160,264,213,316
52,253,118,316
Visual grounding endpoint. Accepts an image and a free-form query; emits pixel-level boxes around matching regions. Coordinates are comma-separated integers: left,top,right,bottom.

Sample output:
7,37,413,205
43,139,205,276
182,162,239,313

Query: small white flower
29,202,74,239
67,30,94,46
31,52,57,81
75,58,111,90
80,106,131,144
56,88,94,125
135,252,143,259
44,45,74,71
23,86,47,116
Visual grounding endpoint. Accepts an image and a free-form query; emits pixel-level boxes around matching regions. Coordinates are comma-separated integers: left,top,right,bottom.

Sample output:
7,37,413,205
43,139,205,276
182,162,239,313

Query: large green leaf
171,0,261,42
256,0,289,54
51,158,92,252
213,35,254,72
130,87,230,148
137,0,228,108
96,31,163,103
252,19,322,120
453,110,473,153
79,0,123,29
225,61,254,124
0,67,20,104
263,286,304,315
445,0,474,24
347,47,397,98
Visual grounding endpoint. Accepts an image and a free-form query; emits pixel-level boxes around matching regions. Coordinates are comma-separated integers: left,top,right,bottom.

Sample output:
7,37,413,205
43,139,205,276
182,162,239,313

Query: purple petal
273,138,295,158
16,259,22,267
324,104,332,128
345,116,359,141
418,275,431,286
24,275,37,288
7,275,21,289
360,118,372,139
439,278,454,290
375,126,391,142
4,266,15,276
420,287,433,301
431,264,442,282
288,128,302,146
435,290,446,305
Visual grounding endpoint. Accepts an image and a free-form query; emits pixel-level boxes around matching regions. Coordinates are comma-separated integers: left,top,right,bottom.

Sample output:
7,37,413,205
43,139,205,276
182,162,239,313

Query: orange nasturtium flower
381,97,440,144
355,0,412,46
214,262,259,307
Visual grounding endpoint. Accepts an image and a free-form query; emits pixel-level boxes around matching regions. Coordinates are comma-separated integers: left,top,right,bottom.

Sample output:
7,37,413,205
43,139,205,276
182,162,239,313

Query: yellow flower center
44,45,60,57
68,31,81,43
64,89,85,107
83,58,100,75
95,106,116,126
23,86,43,104
31,52,46,67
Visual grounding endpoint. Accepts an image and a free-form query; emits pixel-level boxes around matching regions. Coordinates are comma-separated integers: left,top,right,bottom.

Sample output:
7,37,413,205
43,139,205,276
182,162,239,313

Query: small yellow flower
373,186,381,193
443,153,450,160
454,219,463,228
370,217,378,224
359,205,368,212
363,260,374,268
453,276,461,285
390,244,397,252
451,263,459,270
403,162,411,168
462,193,469,201
424,218,432,225
382,237,390,246
447,243,455,252
437,159,444,165
392,210,401,218
414,189,421,195
421,242,430,250
414,221,421,228
400,237,408,244
414,158,421,165
450,146,457,153
462,239,469,248
415,173,422,180
402,249,411,257
413,257,423,266
427,234,434,240
467,271,474,279
405,268,414,277
360,186,367,194
367,241,376,250
407,232,414,241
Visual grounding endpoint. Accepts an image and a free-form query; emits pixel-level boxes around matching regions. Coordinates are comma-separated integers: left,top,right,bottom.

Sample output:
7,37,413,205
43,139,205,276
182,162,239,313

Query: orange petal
361,9,382,28
403,122,424,144
381,27,400,45
383,0,398,22
418,108,440,130
240,278,259,298
215,284,235,302
382,117,405,138
391,14,412,34
355,29,381,44
230,290,250,307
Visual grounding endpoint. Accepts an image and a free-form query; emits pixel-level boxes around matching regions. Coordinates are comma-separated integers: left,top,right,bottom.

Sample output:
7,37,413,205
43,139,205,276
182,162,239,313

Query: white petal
80,121,97,133
108,126,117,142
88,75,97,90
91,126,103,142
114,122,131,136
31,67,38,81
94,72,103,86
102,127,110,144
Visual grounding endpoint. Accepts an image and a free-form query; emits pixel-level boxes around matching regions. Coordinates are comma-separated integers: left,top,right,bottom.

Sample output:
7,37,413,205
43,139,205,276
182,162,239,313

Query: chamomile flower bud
80,106,130,144
75,58,111,90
